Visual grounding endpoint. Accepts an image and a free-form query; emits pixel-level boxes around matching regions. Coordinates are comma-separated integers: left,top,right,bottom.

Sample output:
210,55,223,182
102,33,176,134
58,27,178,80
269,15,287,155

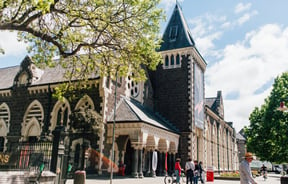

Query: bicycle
262,170,267,181
164,170,186,184
25,161,47,184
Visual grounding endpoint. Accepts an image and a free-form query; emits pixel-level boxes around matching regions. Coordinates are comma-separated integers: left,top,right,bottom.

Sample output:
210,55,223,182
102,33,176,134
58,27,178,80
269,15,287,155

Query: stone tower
149,3,207,162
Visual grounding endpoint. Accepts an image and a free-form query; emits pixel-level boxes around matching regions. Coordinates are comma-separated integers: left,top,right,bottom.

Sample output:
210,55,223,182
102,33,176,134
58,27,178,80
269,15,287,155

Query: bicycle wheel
181,173,186,183
164,175,174,184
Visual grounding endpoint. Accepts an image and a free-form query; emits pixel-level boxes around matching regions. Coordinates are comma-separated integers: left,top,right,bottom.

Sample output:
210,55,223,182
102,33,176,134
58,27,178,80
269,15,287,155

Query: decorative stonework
49,97,71,132
75,95,95,111
106,122,179,153
21,100,44,141
0,90,11,97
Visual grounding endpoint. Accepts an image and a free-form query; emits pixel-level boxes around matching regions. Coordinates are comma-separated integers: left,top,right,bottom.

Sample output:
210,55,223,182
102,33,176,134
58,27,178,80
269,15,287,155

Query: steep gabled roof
160,3,195,51
108,97,179,133
205,91,224,119
236,132,246,141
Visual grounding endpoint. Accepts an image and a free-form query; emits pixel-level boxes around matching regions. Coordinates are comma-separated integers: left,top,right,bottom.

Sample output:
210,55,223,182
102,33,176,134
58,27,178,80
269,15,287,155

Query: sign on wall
194,63,204,130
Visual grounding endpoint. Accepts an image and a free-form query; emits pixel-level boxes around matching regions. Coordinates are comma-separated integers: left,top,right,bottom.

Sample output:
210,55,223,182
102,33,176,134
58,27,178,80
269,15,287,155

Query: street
66,173,281,184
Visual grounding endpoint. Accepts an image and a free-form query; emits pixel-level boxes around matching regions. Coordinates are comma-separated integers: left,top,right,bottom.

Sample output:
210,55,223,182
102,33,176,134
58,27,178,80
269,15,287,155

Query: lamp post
276,101,288,184
57,142,65,184
110,66,119,184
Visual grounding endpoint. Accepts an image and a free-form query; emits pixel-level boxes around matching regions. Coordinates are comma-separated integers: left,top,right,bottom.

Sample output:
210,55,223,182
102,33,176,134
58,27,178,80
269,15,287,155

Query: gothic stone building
0,3,237,177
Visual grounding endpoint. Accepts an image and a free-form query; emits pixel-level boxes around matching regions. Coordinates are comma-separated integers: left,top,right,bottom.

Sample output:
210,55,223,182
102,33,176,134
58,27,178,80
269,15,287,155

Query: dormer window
169,26,178,41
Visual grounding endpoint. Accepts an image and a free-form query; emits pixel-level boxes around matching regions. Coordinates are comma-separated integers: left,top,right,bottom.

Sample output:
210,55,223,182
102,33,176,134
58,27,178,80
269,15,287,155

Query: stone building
0,2,238,178
205,91,238,172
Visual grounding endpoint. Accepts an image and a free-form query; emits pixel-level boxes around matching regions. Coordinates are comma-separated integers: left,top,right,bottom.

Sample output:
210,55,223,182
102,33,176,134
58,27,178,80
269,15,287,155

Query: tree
69,109,103,133
245,72,288,163
0,0,163,82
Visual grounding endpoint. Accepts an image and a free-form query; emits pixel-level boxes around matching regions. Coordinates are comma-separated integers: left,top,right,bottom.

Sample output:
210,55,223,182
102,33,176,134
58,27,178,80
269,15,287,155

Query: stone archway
124,139,133,175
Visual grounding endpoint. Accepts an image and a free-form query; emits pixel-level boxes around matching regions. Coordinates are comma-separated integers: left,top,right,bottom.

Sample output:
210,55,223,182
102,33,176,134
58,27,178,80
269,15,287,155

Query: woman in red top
175,158,182,184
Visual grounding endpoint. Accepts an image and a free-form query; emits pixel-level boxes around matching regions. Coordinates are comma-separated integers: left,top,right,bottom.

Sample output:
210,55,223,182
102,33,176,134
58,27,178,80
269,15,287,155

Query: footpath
66,173,281,184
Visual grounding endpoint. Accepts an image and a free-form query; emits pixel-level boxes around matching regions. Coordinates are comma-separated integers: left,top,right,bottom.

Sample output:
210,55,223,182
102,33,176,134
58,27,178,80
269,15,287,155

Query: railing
0,142,53,171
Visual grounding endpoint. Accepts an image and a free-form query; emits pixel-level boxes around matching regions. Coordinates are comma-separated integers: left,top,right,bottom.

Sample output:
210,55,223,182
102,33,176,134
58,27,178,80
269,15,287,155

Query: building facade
0,2,238,178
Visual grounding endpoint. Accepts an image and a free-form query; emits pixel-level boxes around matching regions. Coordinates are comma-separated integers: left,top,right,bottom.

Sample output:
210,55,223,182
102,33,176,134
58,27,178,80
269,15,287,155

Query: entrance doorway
124,139,133,175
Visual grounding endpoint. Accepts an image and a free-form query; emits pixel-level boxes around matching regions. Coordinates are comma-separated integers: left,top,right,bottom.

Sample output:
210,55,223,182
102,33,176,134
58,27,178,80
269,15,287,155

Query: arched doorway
124,139,133,175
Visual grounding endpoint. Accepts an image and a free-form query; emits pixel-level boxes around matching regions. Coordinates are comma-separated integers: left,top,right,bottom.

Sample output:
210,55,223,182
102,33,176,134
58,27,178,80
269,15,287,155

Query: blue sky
1,0,288,131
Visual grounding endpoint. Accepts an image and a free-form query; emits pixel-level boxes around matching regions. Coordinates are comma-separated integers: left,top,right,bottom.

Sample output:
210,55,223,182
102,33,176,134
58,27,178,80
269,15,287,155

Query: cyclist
260,164,267,180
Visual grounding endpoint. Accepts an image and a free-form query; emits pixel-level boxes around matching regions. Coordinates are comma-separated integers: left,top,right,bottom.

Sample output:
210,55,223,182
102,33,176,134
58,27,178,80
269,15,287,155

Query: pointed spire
159,2,195,51
176,0,182,10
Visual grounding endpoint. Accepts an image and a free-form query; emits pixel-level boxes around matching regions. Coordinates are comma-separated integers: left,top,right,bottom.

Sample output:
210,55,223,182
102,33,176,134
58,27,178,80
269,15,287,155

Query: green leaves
246,72,288,163
0,0,164,93
69,109,103,133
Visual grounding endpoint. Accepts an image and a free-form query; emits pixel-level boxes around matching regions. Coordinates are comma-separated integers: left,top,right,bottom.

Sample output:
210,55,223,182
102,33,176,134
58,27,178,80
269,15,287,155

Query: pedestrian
175,158,182,184
194,161,199,184
198,161,205,184
239,152,257,184
185,158,194,184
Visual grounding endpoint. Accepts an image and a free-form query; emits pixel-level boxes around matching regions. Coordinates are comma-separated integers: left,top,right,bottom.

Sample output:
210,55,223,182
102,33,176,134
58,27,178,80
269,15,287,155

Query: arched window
127,74,139,98
170,55,174,65
165,55,169,66
163,53,181,69
176,54,180,65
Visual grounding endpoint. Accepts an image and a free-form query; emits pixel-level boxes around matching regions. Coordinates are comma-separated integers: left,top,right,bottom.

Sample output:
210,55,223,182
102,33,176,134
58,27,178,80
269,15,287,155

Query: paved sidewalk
66,173,281,184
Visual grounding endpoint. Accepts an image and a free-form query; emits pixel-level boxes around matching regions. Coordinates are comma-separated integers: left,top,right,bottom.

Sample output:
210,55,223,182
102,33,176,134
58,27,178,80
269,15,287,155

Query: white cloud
194,32,222,57
237,10,258,26
0,31,27,58
235,3,252,14
205,24,288,131
189,14,226,58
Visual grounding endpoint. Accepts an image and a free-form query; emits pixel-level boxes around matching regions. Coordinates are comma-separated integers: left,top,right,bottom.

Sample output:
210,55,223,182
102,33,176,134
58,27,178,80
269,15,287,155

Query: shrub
220,171,240,177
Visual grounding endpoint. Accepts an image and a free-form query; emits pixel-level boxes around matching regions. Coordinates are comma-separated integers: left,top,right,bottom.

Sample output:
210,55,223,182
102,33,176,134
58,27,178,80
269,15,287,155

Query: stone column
171,153,176,173
167,153,171,175
158,152,163,176
151,151,156,177
131,148,139,178
162,152,167,176
138,149,144,178
145,150,151,176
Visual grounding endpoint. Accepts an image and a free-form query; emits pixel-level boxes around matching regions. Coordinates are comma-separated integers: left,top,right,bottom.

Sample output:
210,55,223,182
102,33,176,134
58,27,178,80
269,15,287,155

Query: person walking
175,158,182,184
239,152,257,184
185,158,194,184
198,161,205,184
194,161,199,184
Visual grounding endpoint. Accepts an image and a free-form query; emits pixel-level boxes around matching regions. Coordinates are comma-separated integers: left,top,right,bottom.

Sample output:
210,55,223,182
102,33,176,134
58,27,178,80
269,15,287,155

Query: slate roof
159,3,195,51
236,133,246,141
0,56,99,90
205,97,217,112
205,91,224,118
0,66,20,89
108,97,179,133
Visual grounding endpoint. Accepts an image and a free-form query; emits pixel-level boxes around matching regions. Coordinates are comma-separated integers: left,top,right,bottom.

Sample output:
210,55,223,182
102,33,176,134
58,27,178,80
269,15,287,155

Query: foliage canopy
69,109,103,133
245,72,288,163
0,0,164,82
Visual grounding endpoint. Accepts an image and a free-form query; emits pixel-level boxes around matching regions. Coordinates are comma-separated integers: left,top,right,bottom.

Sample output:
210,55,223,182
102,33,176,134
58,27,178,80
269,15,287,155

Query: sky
1,1,288,132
